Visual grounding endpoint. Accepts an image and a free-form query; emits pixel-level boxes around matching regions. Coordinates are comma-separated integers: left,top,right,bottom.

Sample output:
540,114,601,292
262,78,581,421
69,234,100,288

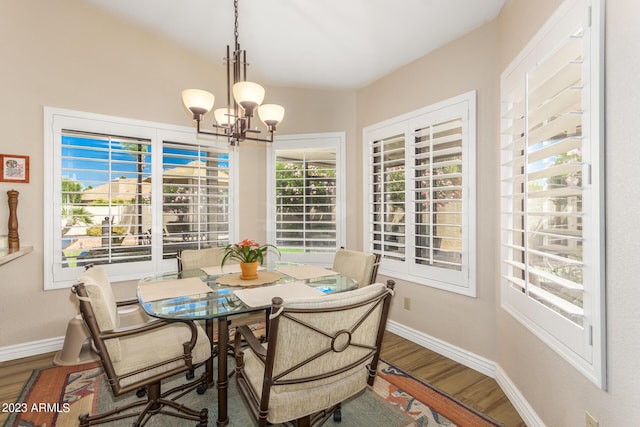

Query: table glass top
138,262,357,320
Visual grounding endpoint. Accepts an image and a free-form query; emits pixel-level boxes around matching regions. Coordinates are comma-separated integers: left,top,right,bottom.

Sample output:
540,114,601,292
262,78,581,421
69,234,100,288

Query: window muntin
500,0,604,387
364,91,476,295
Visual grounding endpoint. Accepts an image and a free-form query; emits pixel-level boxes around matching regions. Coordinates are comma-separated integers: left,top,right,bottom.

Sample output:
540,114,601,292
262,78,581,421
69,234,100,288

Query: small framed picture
0,154,30,183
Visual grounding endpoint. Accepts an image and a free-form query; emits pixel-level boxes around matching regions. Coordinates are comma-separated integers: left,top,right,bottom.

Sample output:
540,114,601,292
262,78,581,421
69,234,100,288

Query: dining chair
177,246,257,352
331,248,381,287
233,280,395,427
177,247,229,271
73,265,211,426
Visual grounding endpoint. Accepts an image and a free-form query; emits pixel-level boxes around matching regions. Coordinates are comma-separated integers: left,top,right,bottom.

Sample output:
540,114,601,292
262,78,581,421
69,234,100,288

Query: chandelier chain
234,0,239,49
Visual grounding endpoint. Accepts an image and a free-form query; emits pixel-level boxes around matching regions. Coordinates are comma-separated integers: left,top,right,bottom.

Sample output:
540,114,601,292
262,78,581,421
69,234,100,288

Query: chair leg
333,403,342,422
297,414,311,427
79,377,209,426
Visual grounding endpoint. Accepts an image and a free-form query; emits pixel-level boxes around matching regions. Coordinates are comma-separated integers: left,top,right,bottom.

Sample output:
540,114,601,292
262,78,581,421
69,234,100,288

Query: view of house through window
61,131,153,268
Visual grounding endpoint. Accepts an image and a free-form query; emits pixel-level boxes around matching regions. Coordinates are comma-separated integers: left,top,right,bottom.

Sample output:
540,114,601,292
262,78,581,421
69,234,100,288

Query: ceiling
87,0,505,90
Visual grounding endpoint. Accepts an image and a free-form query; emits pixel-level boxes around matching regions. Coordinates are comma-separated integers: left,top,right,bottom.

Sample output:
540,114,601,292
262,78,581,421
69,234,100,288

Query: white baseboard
386,320,495,376
385,320,543,427
0,336,64,362
494,363,546,427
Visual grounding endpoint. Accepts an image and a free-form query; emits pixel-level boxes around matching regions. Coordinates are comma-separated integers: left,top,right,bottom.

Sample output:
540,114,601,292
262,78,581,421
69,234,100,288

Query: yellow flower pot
240,261,259,280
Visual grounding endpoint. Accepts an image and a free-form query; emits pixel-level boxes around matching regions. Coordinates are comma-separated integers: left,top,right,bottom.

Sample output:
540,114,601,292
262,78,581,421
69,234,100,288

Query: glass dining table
137,262,357,427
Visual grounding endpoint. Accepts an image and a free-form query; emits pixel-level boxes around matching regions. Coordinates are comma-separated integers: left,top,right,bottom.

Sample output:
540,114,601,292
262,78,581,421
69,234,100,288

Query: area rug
5,357,502,427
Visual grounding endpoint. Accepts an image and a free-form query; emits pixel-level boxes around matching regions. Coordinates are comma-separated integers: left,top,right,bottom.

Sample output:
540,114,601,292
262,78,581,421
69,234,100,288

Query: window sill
378,267,476,298
0,246,34,266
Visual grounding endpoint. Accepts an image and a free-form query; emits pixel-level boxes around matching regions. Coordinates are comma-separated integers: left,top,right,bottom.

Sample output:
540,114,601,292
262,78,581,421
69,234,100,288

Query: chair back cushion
332,249,376,287
178,247,228,271
244,283,390,423
78,265,121,360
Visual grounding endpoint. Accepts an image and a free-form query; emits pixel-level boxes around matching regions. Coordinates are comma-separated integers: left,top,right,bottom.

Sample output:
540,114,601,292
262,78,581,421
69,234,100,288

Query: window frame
499,0,606,388
44,107,238,290
362,91,477,296
266,132,346,266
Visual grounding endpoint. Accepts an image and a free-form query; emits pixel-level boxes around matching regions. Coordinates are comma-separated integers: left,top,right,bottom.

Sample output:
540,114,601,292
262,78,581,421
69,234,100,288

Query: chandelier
181,0,285,146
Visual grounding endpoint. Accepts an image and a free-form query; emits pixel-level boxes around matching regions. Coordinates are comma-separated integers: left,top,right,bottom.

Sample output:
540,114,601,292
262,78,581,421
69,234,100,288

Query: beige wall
236,86,357,247
2,0,640,425
0,0,220,347
0,0,355,347
356,21,501,360
494,0,640,425
357,0,640,425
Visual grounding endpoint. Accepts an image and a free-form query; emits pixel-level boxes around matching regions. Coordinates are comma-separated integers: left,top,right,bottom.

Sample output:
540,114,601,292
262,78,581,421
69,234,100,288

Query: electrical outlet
585,411,598,427
403,297,411,310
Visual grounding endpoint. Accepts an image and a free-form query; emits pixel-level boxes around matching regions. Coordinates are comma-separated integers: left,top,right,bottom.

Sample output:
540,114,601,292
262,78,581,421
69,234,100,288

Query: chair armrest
99,318,200,354
235,324,267,360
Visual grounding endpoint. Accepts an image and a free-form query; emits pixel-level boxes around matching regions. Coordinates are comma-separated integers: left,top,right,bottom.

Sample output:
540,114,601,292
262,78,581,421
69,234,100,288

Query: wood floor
0,331,526,427
380,332,526,427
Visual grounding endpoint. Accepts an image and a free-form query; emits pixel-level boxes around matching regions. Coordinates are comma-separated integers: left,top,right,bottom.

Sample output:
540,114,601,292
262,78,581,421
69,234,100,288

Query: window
161,138,232,258
267,133,345,265
44,108,236,290
500,0,605,387
363,91,476,296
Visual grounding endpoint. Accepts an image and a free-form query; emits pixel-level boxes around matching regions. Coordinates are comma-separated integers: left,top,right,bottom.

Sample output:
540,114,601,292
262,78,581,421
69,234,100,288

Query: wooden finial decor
7,189,19,250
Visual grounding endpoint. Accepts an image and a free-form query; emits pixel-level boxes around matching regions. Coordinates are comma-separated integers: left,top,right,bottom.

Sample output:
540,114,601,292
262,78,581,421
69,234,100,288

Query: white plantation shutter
59,129,152,269
161,141,231,257
369,133,406,262
364,91,476,295
500,0,605,387
413,118,464,272
45,108,237,289
268,133,345,265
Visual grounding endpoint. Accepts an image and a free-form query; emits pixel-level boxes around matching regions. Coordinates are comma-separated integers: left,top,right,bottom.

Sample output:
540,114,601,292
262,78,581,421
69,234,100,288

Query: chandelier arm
195,130,273,144
195,128,234,139
235,132,275,143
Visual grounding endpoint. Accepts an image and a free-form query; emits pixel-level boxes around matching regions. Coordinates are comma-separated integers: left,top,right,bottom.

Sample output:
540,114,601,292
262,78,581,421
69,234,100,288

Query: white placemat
138,277,212,302
276,264,339,280
201,264,265,276
233,282,324,307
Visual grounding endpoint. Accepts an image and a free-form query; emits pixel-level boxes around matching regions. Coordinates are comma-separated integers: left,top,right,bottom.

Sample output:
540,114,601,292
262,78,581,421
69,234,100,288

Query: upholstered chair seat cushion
114,322,211,388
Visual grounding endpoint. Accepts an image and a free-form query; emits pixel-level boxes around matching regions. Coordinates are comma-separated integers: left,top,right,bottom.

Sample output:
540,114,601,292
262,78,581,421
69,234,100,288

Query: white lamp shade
232,81,265,110
182,89,215,115
214,108,237,127
258,104,285,127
